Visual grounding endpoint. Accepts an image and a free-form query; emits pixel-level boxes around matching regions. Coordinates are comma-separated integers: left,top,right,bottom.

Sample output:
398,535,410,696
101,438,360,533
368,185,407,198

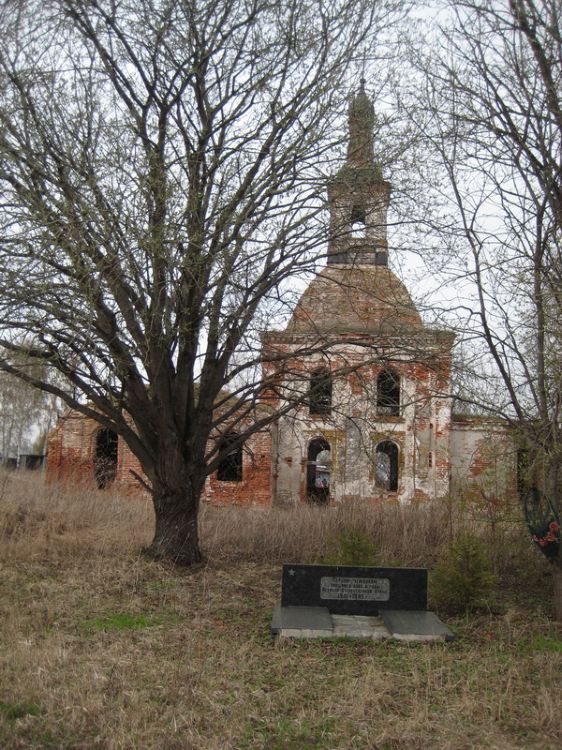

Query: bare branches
408,0,562,518
0,0,402,489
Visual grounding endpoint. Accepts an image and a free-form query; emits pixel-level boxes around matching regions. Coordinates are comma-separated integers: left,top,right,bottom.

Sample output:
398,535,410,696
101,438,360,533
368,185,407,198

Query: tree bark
147,483,203,565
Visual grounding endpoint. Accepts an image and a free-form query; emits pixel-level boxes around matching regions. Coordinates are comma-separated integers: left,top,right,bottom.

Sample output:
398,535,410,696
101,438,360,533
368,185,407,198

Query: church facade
47,89,516,508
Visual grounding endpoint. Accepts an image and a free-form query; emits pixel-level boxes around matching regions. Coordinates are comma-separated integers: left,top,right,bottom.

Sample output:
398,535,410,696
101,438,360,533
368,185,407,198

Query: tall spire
326,83,391,267
346,78,376,167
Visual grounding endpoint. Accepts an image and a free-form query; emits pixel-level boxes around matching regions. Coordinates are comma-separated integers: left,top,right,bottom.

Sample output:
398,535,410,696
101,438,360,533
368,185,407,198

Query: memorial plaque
281,564,427,615
272,564,454,640
320,576,390,601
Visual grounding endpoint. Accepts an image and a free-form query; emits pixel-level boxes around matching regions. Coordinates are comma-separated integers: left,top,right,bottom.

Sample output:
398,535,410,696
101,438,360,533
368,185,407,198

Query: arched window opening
375,441,399,491
217,433,243,482
307,438,331,504
377,369,400,416
350,205,367,238
94,428,118,489
309,368,332,415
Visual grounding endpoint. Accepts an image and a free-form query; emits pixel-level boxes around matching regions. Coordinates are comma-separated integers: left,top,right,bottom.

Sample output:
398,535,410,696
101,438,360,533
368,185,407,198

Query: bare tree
0,0,407,563
408,0,562,613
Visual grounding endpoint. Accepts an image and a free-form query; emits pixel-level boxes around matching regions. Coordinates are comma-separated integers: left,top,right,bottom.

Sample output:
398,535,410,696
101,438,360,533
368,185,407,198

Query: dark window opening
94,428,118,489
350,205,367,238
309,368,332,415
375,440,399,491
517,448,530,499
217,433,243,482
377,369,400,416
307,438,331,504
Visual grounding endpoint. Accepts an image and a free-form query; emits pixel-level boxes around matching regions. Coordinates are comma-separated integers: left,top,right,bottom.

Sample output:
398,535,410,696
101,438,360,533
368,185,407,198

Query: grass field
1,471,561,749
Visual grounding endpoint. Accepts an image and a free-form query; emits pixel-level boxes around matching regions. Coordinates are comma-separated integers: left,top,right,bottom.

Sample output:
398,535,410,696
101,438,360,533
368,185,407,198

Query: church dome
286,265,422,334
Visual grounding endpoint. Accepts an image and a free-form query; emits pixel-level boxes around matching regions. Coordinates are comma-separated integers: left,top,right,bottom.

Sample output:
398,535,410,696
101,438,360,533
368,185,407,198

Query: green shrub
0,701,41,721
430,533,497,613
321,528,379,566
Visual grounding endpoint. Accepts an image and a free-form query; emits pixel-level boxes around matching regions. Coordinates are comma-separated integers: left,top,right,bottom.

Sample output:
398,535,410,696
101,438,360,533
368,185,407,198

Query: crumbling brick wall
46,408,272,506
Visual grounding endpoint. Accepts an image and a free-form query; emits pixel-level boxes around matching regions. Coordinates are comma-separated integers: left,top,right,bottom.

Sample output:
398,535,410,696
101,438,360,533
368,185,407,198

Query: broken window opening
94,428,118,489
350,205,367,238
375,440,399,491
307,438,331,504
309,368,332,415
217,433,243,482
377,368,400,416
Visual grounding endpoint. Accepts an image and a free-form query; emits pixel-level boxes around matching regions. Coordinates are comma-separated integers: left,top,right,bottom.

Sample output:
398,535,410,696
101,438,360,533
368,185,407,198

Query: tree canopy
0,0,404,562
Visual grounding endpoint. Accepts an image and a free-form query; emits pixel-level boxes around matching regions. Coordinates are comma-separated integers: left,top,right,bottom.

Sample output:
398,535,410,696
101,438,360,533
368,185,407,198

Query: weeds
0,470,547,584
0,702,42,721
1,471,561,748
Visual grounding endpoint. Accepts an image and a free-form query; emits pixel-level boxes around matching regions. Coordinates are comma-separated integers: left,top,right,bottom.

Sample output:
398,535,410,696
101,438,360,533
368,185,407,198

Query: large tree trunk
142,426,208,565
147,471,204,565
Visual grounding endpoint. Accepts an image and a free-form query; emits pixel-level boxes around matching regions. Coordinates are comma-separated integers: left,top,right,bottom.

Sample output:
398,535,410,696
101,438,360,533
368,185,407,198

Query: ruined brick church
47,88,515,506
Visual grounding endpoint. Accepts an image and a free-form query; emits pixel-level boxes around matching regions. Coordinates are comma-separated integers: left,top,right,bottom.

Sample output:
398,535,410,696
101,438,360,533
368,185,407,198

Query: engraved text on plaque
320,576,390,601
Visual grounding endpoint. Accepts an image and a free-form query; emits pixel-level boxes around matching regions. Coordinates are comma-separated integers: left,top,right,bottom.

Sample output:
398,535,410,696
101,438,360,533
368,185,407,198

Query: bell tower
327,82,391,266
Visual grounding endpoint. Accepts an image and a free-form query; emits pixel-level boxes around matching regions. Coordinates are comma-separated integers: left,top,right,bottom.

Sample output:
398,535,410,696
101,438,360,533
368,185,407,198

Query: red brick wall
205,429,272,506
47,409,273,506
46,413,96,486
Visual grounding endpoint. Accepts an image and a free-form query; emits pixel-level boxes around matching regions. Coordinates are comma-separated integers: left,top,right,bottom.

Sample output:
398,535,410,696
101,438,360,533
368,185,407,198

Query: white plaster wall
271,339,454,505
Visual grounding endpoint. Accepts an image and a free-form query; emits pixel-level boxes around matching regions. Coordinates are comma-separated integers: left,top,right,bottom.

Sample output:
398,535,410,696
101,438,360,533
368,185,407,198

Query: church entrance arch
306,438,331,504
375,440,399,492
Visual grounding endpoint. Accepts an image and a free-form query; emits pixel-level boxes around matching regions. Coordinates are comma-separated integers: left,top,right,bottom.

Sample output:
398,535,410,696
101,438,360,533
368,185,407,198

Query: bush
430,533,497,613
320,528,379,566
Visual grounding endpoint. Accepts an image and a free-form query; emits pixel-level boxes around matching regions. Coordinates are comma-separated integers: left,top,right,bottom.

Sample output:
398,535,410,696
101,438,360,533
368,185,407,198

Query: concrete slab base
381,609,455,642
271,605,333,638
332,614,389,639
271,605,455,642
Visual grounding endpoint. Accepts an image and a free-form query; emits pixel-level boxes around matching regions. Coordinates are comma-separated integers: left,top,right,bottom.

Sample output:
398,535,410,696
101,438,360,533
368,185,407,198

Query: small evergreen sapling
430,534,497,613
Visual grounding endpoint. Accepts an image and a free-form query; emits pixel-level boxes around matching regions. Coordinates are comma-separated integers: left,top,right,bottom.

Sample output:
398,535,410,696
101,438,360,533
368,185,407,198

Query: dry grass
0,470,154,561
1,471,561,749
0,469,533,572
201,498,455,566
